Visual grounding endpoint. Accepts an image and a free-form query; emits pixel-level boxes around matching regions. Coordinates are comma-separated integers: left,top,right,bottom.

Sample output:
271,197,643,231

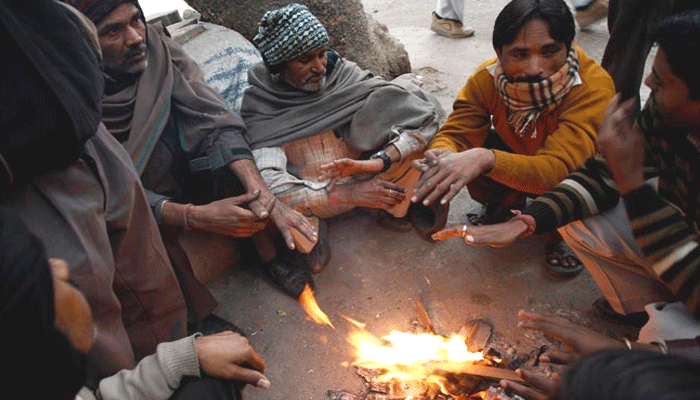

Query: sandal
544,240,585,278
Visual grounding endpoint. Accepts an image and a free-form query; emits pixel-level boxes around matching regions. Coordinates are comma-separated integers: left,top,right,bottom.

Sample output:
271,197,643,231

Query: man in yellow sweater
412,0,614,276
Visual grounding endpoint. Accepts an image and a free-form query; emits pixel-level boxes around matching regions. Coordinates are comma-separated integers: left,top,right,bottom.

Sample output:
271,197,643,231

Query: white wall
139,0,193,18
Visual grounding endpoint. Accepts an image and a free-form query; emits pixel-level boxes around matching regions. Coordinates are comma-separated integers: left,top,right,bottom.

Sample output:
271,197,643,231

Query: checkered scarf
494,47,579,138
253,3,329,68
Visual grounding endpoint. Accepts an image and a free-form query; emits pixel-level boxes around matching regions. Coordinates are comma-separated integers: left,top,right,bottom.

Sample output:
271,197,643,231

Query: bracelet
622,337,633,350
652,339,668,355
510,210,536,238
183,203,193,231
370,150,392,173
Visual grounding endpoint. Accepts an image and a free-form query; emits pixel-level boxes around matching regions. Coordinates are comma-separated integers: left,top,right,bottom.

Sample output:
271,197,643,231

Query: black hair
492,0,575,52
651,9,700,100
556,349,700,400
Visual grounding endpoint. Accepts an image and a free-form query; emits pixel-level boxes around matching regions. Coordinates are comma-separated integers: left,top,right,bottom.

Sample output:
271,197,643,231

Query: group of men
1,0,699,398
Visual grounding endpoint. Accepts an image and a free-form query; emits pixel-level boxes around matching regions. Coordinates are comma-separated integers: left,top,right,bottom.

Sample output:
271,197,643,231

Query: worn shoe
268,248,314,297
593,298,649,327
377,211,414,232
575,0,608,29
430,11,475,38
409,202,449,242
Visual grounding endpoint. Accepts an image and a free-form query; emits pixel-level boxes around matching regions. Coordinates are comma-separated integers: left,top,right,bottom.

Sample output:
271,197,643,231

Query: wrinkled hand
596,94,646,194
411,148,494,206
319,158,381,191
500,368,560,400
195,331,269,388
246,187,276,219
191,191,268,237
270,200,318,250
431,219,528,246
340,177,405,209
517,310,624,357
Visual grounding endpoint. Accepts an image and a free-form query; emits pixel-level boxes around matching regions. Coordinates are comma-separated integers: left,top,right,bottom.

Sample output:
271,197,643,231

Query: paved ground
149,1,651,399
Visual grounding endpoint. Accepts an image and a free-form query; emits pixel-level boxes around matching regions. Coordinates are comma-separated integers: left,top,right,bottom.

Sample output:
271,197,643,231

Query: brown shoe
575,0,608,29
430,11,474,38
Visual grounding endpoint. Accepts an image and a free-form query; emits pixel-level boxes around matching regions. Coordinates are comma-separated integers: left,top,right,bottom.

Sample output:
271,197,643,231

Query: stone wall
186,0,411,79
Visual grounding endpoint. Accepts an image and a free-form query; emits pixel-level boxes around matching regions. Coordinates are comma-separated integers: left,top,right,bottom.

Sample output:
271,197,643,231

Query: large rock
185,0,411,79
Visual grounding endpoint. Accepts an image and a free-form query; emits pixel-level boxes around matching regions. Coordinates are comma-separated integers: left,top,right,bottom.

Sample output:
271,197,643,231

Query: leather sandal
268,248,314,297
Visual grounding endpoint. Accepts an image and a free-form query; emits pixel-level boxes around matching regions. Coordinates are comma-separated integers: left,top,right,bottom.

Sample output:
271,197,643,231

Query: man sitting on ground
411,0,614,277
64,0,319,300
241,3,444,248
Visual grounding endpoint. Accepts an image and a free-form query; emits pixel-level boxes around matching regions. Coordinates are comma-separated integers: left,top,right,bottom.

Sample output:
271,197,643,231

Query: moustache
125,44,147,60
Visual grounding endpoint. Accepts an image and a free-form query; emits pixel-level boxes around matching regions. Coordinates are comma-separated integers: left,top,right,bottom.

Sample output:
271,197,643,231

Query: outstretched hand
500,367,560,400
517,310,624,357
195,331,270,389
269,200,318,250
411,148,495,206
431,219,529,246
319,158,382,191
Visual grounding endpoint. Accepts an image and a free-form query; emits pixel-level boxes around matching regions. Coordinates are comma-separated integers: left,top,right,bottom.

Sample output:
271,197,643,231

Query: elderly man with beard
63,0,321,300
412,0,614,277
241,3,444,242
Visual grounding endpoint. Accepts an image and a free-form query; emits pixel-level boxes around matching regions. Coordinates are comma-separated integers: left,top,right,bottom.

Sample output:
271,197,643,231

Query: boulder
185,0,411,79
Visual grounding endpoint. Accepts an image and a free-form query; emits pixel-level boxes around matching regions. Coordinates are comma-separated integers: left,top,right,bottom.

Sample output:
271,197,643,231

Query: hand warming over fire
499,367,560,400
431,219,528,246
411,147,495,206
516,310,626,357
318,158,381,191
195,331,270,389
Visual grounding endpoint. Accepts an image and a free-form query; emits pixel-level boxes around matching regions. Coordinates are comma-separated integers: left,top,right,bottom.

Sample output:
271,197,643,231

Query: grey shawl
241,56,443,151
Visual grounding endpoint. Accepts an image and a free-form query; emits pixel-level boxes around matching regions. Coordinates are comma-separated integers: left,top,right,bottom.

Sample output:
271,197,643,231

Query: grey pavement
190,1,652,399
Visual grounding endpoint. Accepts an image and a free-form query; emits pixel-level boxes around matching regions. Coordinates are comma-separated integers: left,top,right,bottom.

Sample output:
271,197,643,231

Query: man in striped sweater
434,10,700,345
436,11,700,335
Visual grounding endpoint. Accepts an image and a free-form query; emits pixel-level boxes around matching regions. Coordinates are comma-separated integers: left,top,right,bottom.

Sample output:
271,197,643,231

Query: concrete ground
195,1,652,399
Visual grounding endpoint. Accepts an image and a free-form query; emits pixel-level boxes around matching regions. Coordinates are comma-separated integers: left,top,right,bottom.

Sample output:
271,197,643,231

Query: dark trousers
467,132,531,223
170,376,243,400
602,0,698,99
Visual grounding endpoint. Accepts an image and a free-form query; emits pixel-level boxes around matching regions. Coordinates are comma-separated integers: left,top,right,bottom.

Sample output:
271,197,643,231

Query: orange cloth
430,47,614,195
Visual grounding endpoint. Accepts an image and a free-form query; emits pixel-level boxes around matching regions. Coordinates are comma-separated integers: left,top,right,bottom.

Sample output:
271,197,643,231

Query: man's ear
495,48,502,58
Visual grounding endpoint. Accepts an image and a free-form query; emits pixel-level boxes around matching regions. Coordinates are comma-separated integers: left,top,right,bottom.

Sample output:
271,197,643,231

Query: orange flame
346,324,483,395
299,284,335,329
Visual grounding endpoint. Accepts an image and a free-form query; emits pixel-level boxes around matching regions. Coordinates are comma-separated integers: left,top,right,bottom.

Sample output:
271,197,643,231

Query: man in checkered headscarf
242,3,444,239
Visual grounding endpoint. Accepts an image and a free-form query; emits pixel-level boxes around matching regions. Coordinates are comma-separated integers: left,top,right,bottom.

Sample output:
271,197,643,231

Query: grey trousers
0,126,187,386
559,199,677,315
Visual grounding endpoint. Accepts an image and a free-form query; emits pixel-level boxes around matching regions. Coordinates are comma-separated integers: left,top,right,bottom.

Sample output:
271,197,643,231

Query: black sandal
544,240,584,278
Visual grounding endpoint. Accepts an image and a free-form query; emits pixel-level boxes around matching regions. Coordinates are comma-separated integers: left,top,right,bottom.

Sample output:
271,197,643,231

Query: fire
299,283,335,328
347,325,483,387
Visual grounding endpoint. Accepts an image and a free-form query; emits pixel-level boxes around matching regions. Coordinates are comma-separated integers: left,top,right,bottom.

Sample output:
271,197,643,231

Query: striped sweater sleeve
624,185,700,319
522,154,621,233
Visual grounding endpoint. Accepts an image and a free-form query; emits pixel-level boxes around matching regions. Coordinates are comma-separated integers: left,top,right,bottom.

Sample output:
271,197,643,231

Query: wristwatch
370,150,392,173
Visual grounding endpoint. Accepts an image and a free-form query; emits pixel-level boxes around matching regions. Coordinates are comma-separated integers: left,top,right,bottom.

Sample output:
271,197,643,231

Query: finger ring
426,181,432,187
388,189,393,196
461,224,468,237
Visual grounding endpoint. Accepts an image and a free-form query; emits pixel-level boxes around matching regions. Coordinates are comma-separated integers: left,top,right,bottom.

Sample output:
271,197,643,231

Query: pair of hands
318,158,406,210
195,331,270,389
410,147,496,206
498,310,627,400
191,188,318,251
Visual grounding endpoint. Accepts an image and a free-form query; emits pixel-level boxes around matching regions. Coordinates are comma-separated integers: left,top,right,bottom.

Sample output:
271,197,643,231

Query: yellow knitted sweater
430,47,614,195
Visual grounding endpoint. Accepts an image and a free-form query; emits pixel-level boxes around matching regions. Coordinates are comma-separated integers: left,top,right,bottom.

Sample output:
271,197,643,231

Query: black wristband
371,150,391,173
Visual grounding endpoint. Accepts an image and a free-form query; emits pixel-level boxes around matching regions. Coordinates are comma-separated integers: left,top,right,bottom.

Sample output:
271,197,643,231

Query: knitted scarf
494,47,579,138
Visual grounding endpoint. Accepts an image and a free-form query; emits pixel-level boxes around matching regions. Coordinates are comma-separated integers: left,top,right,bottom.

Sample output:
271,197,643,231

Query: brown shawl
101,24,247,174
